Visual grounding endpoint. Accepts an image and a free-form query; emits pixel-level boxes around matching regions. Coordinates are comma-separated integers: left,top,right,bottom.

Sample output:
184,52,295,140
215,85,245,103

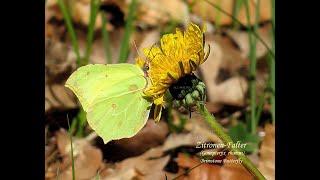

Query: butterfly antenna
132,40,142,58
147,43,159,60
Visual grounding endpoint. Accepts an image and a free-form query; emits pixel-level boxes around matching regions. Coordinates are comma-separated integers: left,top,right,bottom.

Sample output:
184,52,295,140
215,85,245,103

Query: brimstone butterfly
65,63,152,143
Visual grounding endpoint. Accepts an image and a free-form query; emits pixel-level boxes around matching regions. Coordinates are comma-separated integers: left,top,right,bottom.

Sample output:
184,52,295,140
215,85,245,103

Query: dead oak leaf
258,124,275,180
226,25,272,60
111,120,169,158
100,147,170,180
199,38,248,106
191,0,271,26
176,153,253,180
53,129,103,180
137,0,189,26
46,0,110,30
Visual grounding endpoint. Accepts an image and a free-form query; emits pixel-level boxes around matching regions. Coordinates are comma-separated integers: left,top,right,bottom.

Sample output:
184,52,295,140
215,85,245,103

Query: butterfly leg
204,44,211,61
189,59,198,71
178,61,185,76
167,72,177,81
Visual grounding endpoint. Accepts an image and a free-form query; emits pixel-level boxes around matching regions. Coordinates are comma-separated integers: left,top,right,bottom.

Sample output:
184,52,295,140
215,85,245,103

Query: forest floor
45,0,275,179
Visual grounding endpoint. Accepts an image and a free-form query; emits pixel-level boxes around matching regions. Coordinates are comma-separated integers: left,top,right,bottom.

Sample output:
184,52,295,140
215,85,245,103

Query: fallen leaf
45,39,78,112
51,129,103,180
88,0,189,28
175,153,253,180
112,120,169,157
214,77,248,106
100,147,170,180
163,133,206,152
137,0,189,27
204,102,224,113
191,0,271,26
45,3,65,40
199,37,248,106
226,24,272,59
258,124,275,180
45,39,76,84
163,115,223,152
60,24,122,65
45,84,78,112
46,0,113,30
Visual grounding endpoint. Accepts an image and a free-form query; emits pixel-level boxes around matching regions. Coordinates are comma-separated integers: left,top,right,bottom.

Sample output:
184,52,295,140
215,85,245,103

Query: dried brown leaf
226,25,272,59
101,147,170,180
163,133,206,152
191,0,271,26
53,129,103,180
199,37,248,106
45,39,78,112
176,153,253,180
258,124,275,180
113,120,169,157
214,76,248,106
163,114,222,152
46,0,111,30
137,0,189,26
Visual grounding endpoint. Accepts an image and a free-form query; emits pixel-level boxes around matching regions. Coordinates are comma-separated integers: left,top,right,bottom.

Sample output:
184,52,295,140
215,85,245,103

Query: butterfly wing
86,91,151,143
65,63,152,143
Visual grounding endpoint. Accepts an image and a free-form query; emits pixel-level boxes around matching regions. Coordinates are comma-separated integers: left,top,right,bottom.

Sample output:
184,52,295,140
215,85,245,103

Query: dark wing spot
129,84,139,91
141,110,148,118
86,72,90,76
112,103,117,109
105,74,108,78
117,120,123,128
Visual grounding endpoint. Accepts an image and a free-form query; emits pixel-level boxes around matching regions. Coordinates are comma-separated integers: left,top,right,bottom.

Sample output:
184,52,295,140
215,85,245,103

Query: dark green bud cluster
169,74,206,109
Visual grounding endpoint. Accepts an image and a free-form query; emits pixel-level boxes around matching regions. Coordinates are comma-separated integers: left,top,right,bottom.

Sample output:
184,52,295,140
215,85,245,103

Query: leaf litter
45,0,275,179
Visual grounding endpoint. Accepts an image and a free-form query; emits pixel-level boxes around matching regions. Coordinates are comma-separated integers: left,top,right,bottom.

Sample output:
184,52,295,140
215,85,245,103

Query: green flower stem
196,102,266,180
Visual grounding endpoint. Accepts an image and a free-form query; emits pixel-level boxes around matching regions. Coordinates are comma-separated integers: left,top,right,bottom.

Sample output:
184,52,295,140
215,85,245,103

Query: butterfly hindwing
65,63,152,143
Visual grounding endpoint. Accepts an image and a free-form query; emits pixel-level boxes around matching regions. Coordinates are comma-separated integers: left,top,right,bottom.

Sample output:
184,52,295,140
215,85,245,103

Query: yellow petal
153,96,164,122
153,104,162,123
154,96,164,105
140,23,208,113
202,23,207,33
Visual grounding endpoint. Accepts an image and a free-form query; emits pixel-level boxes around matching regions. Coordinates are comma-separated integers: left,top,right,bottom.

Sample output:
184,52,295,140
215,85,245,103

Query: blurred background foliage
45,0,275,179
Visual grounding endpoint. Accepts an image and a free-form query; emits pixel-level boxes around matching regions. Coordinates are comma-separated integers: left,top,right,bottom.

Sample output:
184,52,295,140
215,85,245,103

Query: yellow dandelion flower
135,23,210,122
